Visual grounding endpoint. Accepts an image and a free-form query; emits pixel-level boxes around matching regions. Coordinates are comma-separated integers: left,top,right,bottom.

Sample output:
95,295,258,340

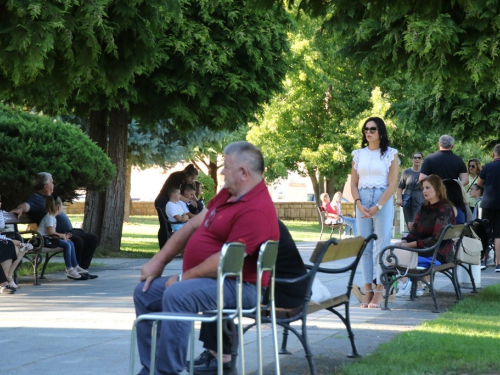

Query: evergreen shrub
196,172,216,205
0,104,115,209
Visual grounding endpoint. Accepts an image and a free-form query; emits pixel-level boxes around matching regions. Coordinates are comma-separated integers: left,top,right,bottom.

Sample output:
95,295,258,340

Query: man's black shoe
87,273,98,279
192,356,231,375
72,273,89,280
186,349,212,369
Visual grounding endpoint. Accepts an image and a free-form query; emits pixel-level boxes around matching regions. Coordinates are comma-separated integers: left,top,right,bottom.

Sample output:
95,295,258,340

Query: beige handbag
385,249,418,270
456,229,482,265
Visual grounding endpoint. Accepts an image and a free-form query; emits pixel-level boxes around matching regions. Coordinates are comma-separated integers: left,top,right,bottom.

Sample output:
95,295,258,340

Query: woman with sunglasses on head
397,152,426,231
466,158,482,212
351,117,399,308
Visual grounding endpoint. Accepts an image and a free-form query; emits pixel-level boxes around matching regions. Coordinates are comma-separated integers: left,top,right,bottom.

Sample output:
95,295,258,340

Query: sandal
368,290,384,309
360,289,373,308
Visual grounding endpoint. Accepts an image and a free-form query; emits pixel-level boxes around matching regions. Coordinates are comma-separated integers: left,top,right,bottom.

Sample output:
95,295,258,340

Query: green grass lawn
339,284,500,375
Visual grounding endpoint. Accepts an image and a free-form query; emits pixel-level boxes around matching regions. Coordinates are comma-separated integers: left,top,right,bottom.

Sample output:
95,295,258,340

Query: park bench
243,234,377,375
2,212,64,285
316,205,346,240
379,224,465,313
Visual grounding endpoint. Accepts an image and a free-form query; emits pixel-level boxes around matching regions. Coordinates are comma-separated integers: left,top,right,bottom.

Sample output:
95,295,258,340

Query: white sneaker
75,266,89,274
7,277,18,289
396,279,412,297
416,288,424,297
66,268,81,279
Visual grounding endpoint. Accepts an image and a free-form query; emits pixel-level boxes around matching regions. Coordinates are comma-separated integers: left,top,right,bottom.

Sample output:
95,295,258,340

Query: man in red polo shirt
133,141,279,375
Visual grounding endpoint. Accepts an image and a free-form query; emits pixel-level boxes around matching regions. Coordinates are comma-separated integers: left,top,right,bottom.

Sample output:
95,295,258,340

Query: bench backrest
310,236,372,264
3,212,36,226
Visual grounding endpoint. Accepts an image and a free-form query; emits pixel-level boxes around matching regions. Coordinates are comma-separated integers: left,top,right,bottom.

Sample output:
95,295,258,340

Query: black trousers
71,230,99,269
0,240,17,283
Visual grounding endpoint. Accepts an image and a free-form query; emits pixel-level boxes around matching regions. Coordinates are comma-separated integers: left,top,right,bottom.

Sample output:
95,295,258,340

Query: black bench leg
447,267,462,301
279,326,292,354
32,254,42,286
344,303,361,358
468,264,478,293
301,319,316,375
429,277,440,313
40,254,51,279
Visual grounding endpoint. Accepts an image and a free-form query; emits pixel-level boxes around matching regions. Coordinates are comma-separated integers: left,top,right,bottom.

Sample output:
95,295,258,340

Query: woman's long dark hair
442,179,466,213
361,117,391,156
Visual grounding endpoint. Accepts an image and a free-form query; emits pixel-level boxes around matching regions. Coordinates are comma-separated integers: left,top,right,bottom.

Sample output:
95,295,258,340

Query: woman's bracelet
354,198,361,205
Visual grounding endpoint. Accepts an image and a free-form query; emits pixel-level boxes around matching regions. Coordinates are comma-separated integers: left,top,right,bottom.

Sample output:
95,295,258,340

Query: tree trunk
83,109,108,238
124,162,132,222
208,159,218,188
307,168,322,225
326,174,337,198
99,107,128,251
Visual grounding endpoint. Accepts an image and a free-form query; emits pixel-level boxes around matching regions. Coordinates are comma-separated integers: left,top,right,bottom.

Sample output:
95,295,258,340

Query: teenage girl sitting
38,196,86,279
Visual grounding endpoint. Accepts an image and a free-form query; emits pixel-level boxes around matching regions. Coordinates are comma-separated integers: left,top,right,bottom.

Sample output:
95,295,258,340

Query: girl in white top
38,196,85,279
351,117,399,308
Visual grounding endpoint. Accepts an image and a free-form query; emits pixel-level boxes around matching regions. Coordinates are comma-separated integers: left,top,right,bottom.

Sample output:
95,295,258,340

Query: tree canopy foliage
0,0,291,250
257,0,500,148
248,14,372,200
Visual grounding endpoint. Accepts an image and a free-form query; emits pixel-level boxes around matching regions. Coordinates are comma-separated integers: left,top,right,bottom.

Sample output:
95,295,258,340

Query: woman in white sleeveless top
351,117,399,308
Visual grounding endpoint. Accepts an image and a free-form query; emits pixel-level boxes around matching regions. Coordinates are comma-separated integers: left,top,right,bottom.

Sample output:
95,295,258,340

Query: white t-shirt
166,201,185,223
176,200,190,214
38,214,57,236
352,147,399,189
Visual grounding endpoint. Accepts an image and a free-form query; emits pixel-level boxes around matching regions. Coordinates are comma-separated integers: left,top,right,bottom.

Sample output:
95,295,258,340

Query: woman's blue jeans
343,216,358,236
356,188,394,285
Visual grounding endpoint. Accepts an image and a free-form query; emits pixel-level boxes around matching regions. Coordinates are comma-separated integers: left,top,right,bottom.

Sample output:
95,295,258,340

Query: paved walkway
1,242,498,375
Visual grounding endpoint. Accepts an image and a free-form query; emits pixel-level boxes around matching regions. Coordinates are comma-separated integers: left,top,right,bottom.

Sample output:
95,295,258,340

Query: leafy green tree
0,0,290,250
0,104,114,209
265,0,500,147
248,14,372,203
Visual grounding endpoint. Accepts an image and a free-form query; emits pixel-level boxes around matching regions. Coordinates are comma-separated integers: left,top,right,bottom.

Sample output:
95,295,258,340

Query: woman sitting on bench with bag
394,175,456,296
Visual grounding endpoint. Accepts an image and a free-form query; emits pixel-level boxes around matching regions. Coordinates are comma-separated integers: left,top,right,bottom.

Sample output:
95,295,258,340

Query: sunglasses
413,156,422,160
468,165,476,168
363,127,378,134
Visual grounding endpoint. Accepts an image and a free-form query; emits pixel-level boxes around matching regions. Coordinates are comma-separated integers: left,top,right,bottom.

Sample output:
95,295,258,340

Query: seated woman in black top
398,175,456,264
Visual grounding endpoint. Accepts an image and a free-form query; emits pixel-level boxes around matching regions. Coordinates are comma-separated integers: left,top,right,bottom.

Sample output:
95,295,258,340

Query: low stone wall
65,201,157,216
65,201,355,221
65,200,400,232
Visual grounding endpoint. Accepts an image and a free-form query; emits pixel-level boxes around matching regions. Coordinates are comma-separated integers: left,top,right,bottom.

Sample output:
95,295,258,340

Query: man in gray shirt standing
419,135,469,186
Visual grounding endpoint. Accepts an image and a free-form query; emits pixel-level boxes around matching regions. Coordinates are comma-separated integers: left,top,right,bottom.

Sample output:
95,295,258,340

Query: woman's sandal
368,290,384,309
360,289,373,308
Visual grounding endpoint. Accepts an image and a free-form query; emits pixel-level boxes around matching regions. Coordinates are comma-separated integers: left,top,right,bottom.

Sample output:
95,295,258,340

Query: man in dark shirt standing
11,172,99,279
477,144,500,272
419,135,469,186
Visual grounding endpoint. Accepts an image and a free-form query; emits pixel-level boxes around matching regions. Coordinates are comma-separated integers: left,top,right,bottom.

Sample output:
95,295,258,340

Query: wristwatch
376,203,383,210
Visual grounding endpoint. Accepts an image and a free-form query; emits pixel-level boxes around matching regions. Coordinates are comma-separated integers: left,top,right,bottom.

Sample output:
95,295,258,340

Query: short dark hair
493,144,500,157
182,184,195,193
167,186,180,197
472,184,484,195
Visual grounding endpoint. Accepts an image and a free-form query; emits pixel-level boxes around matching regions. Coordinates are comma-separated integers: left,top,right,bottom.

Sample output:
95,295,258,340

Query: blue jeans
356,188,394,284
171,223,185,232
60,239,78,268
343,216,358,236
133,276,257,375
